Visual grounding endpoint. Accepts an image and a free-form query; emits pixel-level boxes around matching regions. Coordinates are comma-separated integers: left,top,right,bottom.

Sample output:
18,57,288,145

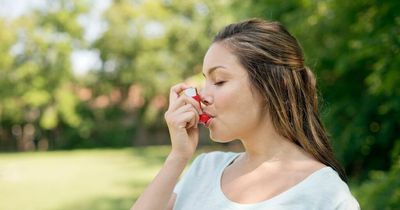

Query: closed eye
214,81,225,86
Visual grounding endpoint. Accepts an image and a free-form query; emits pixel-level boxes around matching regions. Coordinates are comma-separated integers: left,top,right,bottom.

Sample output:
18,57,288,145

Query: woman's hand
164,83,202,160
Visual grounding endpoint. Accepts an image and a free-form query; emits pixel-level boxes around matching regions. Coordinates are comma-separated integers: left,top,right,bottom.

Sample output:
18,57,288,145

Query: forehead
202,43,246,77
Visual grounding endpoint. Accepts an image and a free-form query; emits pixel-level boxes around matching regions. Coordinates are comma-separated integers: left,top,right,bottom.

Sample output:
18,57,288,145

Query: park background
0,0,399,209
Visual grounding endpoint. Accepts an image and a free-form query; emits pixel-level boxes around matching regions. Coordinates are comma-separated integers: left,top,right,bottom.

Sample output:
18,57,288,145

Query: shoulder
302,167,360,209
196,151,239,162
317,168,352,195
188,151,239,173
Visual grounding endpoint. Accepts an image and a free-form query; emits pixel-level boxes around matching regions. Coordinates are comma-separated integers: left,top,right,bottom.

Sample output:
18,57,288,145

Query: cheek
218,91,263,133
214,93,232,109
213,84,242,109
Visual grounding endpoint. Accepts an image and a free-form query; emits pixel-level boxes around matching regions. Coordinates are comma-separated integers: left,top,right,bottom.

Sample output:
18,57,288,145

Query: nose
198,88,212,106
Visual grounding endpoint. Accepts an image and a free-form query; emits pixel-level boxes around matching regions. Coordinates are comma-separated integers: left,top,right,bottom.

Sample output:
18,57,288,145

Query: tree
0,0,88,150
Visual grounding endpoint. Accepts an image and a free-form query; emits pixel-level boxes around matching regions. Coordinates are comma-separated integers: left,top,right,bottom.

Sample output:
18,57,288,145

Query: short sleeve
173,153,205,194
335,196,360,210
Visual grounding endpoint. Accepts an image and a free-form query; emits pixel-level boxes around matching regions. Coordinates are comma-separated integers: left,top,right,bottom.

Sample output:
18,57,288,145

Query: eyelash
214,81,225,86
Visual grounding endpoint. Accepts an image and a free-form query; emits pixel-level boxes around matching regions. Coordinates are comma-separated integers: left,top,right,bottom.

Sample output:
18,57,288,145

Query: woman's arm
130,154,188,210
166,193,177,210
131,83,202,210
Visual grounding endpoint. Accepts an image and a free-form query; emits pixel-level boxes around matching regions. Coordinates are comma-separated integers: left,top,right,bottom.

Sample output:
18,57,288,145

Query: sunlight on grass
0,146,171,210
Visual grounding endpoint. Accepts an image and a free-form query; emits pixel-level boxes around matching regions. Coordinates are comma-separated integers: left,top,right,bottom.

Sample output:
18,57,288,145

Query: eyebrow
202,66,227,77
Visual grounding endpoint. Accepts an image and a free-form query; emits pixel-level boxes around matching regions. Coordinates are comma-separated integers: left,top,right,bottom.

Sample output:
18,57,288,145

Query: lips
199,110,214,125
202,111,215,118
200,111,215,128
199,113,210,125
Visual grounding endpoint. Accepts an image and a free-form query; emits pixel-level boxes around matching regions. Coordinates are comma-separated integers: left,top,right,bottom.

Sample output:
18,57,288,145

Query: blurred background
0,0,399,209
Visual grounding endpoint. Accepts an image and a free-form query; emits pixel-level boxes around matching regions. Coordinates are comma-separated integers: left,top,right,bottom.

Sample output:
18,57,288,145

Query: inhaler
183,87,211,126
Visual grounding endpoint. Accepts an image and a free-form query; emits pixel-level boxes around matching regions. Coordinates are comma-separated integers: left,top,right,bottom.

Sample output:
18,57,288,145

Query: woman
131,18,360,210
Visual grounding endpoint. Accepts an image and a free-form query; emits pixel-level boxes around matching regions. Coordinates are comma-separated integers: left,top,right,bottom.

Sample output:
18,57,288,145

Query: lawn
0,146,366,210
0,147,172,210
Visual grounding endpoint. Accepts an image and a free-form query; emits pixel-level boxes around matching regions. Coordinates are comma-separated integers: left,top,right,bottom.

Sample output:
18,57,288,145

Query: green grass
0,146,366,209
0,147,171,210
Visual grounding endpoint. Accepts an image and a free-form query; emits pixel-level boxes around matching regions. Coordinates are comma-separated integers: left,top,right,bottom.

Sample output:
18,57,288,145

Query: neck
237,119,309,167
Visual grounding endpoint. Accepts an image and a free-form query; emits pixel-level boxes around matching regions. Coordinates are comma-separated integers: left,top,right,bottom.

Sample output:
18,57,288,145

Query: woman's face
200,42,266,142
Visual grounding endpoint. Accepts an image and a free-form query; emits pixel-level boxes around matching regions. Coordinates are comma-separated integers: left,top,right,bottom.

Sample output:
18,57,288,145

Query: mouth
198,112,214,127
202,111,215,118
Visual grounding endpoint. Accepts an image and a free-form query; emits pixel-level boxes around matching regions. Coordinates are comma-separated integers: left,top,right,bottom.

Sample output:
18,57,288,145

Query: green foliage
93,0,235,95
354,157,400,209
0,0,88,151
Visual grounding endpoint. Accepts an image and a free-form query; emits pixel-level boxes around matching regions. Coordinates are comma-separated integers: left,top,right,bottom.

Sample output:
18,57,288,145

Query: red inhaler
183,87,211,126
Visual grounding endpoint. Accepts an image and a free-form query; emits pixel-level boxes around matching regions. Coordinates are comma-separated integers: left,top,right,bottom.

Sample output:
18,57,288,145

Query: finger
173,103,195,115
169,83,190,104
168,95,187,111
169,94,202,114
171,104,199,128
177,111,197,129
183,95,202,114
175,104,200,121
184,106,199,129
189,112,199,128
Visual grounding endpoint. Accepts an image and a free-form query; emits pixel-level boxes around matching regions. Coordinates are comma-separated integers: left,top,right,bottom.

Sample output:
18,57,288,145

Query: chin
209,131,235,143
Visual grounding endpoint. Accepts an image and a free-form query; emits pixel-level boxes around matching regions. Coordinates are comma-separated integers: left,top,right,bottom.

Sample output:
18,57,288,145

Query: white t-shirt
173,151,360,210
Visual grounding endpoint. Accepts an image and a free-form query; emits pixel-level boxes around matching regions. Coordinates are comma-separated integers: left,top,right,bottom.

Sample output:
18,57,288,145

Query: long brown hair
213,18,347,182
